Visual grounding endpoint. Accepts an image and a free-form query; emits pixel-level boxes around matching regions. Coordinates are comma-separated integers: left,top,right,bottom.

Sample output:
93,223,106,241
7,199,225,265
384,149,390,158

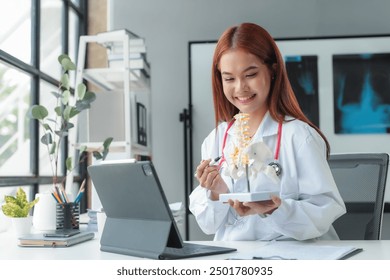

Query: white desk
1,230,390,260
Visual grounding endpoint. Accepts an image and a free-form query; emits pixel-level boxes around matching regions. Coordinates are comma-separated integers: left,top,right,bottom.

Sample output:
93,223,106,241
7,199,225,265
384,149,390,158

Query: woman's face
219,49,272,117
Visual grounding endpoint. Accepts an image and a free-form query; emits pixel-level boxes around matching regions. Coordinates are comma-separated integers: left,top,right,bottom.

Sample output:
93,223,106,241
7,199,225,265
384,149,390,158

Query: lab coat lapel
253,111,279,141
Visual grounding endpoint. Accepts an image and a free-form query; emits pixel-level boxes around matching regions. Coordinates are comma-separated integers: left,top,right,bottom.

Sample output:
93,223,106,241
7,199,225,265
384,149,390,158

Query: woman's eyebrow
221,65,259,75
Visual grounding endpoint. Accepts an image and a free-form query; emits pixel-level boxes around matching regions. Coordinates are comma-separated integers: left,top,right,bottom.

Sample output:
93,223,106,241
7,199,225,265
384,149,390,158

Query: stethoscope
218,118,283,177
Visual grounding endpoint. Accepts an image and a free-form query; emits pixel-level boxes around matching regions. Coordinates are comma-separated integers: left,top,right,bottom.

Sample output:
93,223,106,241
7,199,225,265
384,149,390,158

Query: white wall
108,0,390,206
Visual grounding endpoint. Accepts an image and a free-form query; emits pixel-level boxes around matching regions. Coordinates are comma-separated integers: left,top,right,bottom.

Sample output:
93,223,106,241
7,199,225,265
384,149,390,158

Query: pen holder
56,202,80,230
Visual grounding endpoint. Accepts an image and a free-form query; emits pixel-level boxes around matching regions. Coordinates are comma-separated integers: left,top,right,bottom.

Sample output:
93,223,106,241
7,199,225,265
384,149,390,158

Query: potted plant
28,54,112,199
2,188,39,236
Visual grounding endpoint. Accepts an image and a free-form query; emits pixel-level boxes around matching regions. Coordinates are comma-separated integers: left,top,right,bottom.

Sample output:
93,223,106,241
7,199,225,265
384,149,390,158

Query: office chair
329,153,389,240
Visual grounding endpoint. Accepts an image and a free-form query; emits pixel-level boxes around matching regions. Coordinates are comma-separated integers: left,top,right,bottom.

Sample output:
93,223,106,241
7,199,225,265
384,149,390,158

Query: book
108,53,150,77
18,231,95,247
227,241,363,260
109,43,146,54
97,29,141,40
219,191,279,203
97,29,146,53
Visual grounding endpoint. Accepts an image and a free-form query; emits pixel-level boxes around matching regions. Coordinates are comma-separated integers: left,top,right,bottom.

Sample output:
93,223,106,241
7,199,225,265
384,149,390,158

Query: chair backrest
329,153,389,240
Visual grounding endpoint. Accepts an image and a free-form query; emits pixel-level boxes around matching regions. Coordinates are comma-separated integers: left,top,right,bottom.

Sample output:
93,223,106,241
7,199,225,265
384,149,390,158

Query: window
0,0,87,206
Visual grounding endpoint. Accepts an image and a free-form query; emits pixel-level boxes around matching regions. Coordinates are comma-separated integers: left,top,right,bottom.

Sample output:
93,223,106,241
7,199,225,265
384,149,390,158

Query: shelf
82,68,149,92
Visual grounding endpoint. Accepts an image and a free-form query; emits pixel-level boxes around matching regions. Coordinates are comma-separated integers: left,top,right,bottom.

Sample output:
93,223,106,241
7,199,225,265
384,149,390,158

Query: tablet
219,191,279,203
44,229,81,238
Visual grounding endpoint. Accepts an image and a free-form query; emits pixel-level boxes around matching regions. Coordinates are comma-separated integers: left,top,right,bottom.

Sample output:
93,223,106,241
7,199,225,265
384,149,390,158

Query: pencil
52,191,62,204
60,182,69,203
51,192,61,203
74,179,86,203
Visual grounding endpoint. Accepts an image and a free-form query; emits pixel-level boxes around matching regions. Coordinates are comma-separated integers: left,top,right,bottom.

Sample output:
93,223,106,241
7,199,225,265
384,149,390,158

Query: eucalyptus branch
28,54,113,190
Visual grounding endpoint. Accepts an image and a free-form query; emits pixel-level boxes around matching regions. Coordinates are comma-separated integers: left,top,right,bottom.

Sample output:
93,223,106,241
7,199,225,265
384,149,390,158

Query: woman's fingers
194,159,211,179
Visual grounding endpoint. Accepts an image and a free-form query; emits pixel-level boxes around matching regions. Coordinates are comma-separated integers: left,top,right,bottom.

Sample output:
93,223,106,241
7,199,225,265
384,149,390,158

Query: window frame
0,0,88,211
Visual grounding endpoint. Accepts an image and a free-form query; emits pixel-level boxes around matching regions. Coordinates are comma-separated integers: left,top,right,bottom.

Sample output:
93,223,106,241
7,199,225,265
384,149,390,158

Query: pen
194,156,221,177
252,256,297,260
209,156,222,166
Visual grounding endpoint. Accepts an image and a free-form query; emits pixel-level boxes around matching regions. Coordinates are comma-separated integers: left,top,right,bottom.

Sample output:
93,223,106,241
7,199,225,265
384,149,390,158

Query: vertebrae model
231,113,251,168
223,113,279,184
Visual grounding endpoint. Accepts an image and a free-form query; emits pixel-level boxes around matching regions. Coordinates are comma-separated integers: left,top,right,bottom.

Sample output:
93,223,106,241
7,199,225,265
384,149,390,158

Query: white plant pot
11,216,32,237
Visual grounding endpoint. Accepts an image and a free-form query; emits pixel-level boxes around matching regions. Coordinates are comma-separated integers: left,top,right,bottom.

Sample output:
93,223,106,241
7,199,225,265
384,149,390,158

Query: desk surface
1,230,390,260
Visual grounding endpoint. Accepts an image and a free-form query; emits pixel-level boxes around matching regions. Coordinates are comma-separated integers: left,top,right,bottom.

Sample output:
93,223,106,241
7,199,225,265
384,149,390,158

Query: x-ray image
285,55,319,127
333,53,390,134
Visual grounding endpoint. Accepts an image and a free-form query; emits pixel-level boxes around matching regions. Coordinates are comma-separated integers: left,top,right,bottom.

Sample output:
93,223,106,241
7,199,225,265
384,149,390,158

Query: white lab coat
189,112,346,241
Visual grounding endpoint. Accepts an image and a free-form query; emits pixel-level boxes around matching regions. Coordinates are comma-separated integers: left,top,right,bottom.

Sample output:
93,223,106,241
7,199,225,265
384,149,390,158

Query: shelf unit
66,29,152,208
73,29,151,159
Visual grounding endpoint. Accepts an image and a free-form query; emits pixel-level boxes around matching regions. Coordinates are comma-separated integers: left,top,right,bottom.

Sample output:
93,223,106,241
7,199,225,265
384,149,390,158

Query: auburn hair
211,22,330,157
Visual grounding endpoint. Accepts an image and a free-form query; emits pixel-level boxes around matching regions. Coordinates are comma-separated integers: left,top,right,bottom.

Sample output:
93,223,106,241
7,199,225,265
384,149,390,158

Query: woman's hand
195,159,229,200
228,195,281,216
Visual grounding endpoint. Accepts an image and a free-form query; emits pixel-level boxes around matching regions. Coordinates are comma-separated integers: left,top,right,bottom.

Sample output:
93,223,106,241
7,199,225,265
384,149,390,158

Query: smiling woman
219,49,272,134
189,22,346,242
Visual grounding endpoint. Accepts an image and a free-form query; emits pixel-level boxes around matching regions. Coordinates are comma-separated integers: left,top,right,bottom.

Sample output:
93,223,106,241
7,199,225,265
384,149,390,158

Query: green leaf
66,157,73,171
54,106,62,116
102,149,109,160
102,138,113,160
51,91,62,98
41,133,52,145
63,105,72,121
68,107,80,119
74,91,96,111
103,137,113,150
4,195,17,204
42,123,52,132
16,188,28,208
50,141,56,155
61,73,70,90
28,105,48,120
60,121,74,133
92,151,103,160
3,188,41,217
58,54,76,71
55,129,68,137
83,91,96,103
60,57,76,72
62,90,70,105
58,54,71,64
75,100,91,111
77,83,86,100
1,204,19,217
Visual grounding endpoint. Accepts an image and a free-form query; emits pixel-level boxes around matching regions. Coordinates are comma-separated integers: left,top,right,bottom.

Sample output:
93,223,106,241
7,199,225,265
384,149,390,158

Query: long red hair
211,22,330,156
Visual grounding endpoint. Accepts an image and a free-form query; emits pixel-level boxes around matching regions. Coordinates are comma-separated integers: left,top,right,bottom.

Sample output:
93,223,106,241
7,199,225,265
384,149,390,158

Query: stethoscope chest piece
268,162,282,177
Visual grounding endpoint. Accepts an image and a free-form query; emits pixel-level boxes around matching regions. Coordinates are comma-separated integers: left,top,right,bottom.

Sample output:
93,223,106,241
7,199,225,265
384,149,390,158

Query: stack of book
98,29,150,80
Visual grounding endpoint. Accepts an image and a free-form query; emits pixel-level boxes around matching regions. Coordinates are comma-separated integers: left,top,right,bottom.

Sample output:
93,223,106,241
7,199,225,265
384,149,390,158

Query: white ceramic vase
11,216,32,237
32,193,56,231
